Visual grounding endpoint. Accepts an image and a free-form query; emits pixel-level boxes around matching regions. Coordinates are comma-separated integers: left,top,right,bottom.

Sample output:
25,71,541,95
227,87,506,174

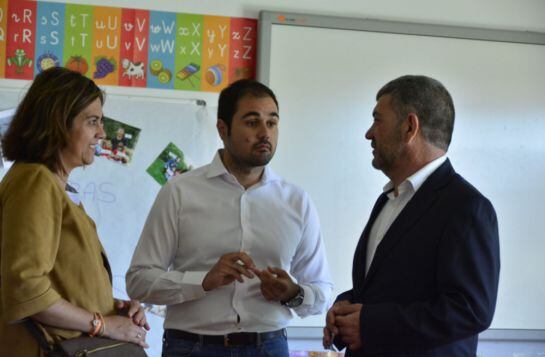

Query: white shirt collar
206,150,281,184
383,155,447,195
206,151,228,178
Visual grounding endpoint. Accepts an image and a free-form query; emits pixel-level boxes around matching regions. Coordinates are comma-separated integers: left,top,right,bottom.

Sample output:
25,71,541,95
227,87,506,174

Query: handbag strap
24,318,55,353
101,252,113,284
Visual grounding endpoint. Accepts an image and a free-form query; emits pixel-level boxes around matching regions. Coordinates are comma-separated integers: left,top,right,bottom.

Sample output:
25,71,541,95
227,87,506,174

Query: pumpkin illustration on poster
65,55,89,75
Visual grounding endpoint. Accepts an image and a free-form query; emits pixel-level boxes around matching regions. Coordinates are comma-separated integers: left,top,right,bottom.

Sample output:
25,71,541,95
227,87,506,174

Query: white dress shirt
126,152,333,334
365,156,447,274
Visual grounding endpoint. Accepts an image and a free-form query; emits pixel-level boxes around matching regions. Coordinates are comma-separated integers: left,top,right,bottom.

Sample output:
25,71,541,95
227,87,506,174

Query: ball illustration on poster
205,64,226,86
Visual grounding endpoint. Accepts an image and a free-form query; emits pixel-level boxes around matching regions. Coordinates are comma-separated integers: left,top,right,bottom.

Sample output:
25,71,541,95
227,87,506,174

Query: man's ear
405,113,420,143
217,119,228,140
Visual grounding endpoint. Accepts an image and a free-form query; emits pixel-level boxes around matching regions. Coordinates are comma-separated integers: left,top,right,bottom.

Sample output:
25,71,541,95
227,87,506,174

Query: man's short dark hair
218,79,278,133
377,75,455,151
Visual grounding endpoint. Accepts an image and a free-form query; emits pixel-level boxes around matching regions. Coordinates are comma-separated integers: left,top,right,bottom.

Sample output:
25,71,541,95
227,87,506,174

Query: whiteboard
0,89,220,357
258,12,545,332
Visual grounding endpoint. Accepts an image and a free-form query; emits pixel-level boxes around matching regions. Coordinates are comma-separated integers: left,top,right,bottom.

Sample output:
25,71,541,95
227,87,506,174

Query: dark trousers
162,329,290,357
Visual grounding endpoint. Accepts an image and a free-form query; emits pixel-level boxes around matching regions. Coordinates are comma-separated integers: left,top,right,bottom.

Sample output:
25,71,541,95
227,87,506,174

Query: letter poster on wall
0,0,257,93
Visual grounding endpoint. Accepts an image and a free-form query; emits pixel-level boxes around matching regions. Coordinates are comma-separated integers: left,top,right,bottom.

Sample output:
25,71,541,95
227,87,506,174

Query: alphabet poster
0,0,257,92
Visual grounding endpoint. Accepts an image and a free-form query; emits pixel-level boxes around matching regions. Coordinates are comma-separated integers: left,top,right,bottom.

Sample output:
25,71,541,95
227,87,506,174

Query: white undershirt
365,156,447,274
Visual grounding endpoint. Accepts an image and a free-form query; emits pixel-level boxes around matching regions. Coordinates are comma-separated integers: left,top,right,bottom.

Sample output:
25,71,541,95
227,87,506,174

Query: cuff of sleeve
336,290,353,303
4,287,61,323
182,271,207,286
299,284,315,307
182,271,207,299
155,270,207,301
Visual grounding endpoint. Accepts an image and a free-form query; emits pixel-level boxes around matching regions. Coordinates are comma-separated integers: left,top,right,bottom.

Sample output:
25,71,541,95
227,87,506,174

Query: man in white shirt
127,79,333,356
323,75,500,356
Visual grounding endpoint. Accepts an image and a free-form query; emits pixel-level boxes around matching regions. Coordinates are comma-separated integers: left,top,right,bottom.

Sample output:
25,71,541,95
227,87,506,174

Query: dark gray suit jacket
335,160,500,356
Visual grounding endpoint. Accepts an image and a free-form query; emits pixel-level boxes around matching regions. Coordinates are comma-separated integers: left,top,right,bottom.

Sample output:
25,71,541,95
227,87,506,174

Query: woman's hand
103,315,149,348
115,299,150,330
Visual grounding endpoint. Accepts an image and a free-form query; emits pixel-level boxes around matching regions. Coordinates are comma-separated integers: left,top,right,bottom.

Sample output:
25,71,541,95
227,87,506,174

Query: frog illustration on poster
5,0,36,80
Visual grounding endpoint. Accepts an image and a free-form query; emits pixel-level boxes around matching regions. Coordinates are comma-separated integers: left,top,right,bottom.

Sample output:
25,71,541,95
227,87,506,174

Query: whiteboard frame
257,11,545,84
258,10,545,341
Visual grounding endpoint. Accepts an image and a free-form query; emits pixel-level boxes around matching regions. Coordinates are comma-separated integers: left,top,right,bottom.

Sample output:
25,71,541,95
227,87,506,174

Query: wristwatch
281,286,304,308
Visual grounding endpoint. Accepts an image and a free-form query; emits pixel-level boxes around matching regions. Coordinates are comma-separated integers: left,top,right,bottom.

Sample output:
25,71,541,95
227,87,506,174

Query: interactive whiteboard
258,11,545,335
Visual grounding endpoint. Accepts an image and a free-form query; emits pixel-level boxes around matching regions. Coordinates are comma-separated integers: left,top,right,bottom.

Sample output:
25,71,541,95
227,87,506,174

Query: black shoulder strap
24,318,54,353
101,252,113,284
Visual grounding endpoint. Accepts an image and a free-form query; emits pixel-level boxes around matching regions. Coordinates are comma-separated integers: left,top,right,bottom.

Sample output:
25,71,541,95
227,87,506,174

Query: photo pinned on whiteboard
95,116,141,165
0,108,16,170
146,142,192,186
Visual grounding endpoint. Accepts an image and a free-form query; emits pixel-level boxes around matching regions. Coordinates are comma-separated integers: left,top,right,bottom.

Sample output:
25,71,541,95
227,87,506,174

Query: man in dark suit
323,75,500,356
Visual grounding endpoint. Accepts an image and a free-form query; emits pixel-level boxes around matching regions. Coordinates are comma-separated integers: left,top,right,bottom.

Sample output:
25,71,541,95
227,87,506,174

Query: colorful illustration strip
229,17,257,83
35,2,65,75
147,11,176,89
174,13,203,91
91,6,121,86
0,0,257,93
62,4,93,77
0,0,8,78
118,9,149,87
201,15,230,93
5,0,36,79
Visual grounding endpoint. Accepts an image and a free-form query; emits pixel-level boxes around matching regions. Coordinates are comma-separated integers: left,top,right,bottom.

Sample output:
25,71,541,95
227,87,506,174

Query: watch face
285,287,304,308
286,296,302,308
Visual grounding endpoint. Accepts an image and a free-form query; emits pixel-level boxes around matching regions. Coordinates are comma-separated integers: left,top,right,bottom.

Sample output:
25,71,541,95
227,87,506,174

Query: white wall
44,0,545,33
